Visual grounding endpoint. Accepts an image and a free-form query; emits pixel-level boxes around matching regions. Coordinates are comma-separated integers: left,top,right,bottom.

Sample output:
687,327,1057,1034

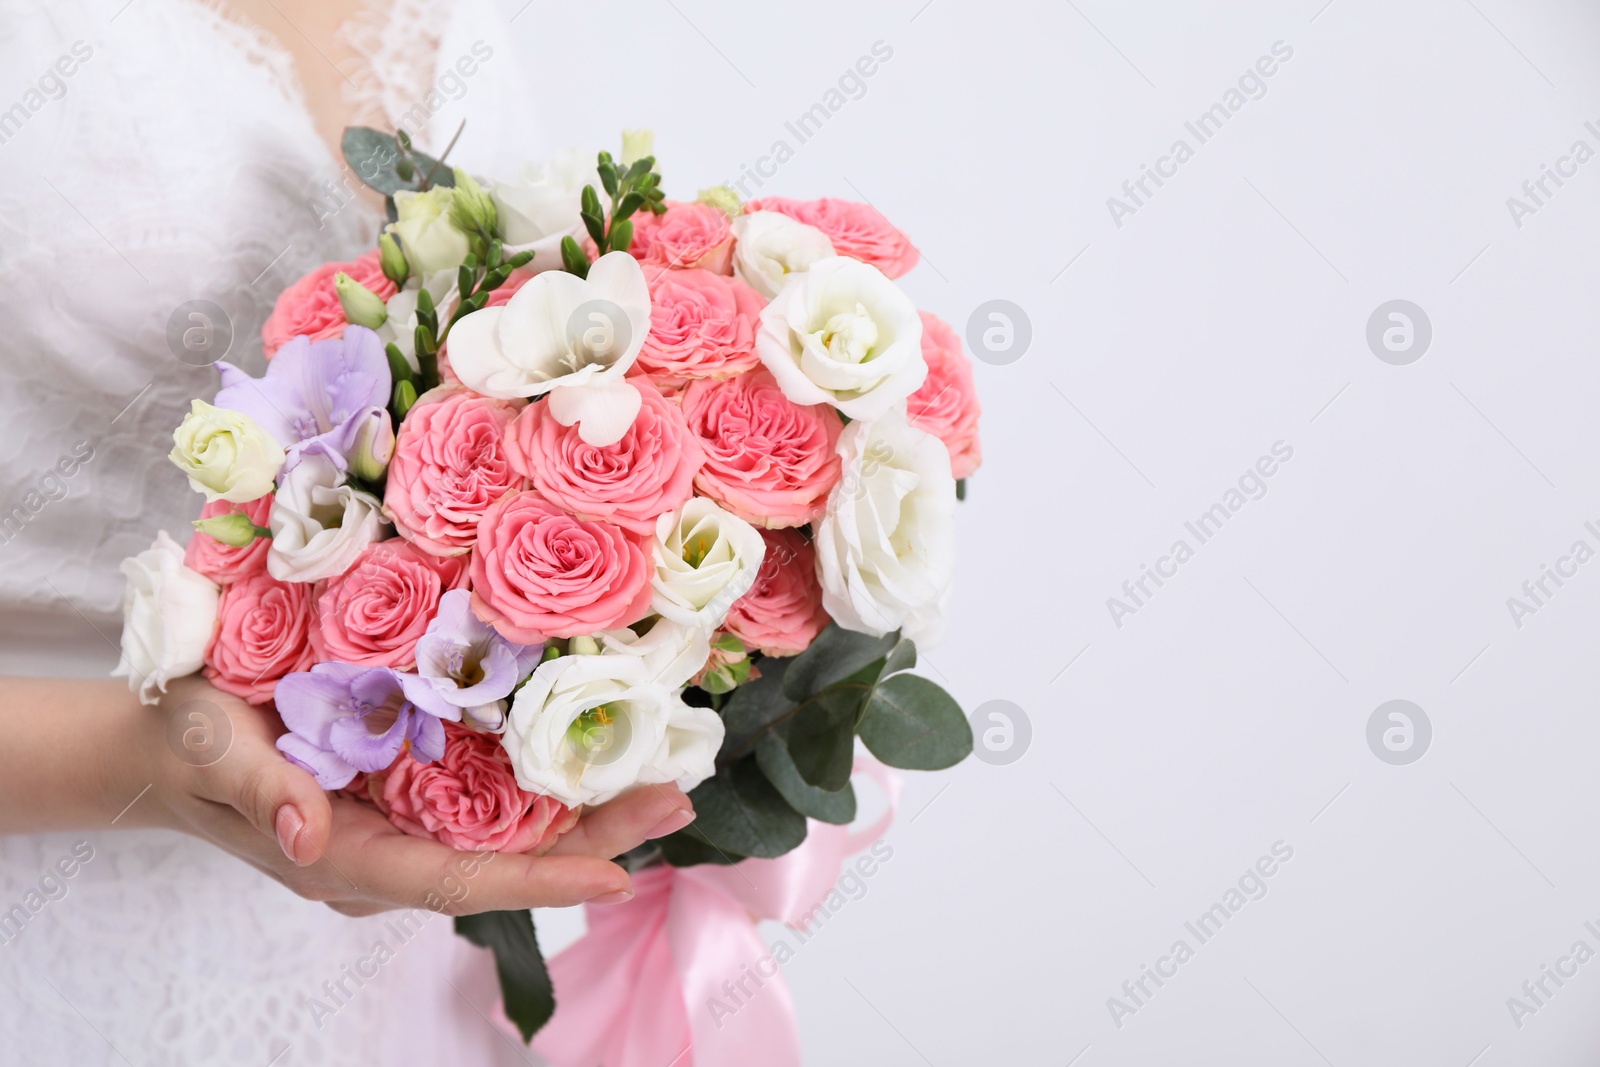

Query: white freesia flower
267,450,386,582
502,652,722,808
598,616,713,690
386,186,470,277
651,498,767,630
112,531,220,705
169,400,283,503
756,256,927,420
815,409,956,643
446,251,652,447
731,211,835,299
491,149,601,271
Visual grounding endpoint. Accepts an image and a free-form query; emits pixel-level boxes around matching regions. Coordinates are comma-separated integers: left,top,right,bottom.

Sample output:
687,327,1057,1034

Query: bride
0,2,693,1063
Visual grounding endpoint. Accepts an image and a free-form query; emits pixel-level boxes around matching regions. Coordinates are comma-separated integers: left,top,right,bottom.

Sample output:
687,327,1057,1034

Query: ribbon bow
528,759,901,1067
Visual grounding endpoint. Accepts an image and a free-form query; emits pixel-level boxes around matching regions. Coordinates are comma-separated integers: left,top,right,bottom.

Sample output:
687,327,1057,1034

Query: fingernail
589,889,634,906
275,804,307,866
646,807,696,839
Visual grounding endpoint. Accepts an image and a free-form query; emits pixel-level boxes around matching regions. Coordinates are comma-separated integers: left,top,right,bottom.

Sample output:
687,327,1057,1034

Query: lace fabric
0,1,542,1063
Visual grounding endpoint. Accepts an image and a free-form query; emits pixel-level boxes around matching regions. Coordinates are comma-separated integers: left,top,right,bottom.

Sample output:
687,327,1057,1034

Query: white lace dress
0,1,546,1063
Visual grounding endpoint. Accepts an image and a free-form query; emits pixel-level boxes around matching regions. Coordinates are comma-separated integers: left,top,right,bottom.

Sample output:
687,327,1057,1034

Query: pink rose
384,388,526,556
310,539,469,670
261,250,397,360
744,196,919,278
184,495,271,584
722,528,830,656
906,311,982,479
469,491,653,642
505,379,703,535
204,572,316,704
679,370,843,528
626,201,734,274
636,268,764,385
369,722,579,853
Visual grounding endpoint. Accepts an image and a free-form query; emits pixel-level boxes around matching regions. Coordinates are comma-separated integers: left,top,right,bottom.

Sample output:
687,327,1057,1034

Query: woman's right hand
3,675,696,916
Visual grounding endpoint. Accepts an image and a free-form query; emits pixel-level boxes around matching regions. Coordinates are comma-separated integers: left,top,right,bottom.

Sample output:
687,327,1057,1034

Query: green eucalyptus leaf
686,758,807,859
341,127,452,197
782,624,898,702
659,824,743,866
857,674,972,770
756,731,857,825
453,911,555,1042
882,637,917,678
786,687,858,790
956,478,967,501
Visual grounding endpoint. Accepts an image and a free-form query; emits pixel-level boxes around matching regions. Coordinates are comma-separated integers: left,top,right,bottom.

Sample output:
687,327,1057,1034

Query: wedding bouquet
114,127,983,1053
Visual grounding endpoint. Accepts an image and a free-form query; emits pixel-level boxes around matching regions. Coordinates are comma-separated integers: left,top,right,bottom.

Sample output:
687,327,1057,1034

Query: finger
202,727,335,867
547,784,695,860
343,829,634,913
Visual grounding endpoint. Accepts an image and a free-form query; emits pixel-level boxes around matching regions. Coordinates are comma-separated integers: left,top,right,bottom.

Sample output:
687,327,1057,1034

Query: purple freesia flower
409,589,543,731
275,662,447,789
214,326,390,468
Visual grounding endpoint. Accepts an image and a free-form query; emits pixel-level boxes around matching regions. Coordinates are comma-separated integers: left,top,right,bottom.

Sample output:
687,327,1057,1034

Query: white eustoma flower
112,531,220,705
386,186,471,277
445,251,652,447
169,400,284,503
490,149,602,271
266,450,386,582
815,409,956,643
730,211,835,299
756,256,927,420
650,498,767,630
598,616,713,690
501,652,722,808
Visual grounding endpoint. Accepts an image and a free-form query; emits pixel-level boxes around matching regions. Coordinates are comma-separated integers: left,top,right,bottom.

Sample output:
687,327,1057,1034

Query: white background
519,1,1600,1064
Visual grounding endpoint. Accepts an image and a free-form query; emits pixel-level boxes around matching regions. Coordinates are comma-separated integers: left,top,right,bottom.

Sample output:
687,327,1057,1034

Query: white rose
651,498,767,630
756,256,927,420
730,211,835,299
815,409,956,644
490,149,601,271
502,653,722,808
598,616,713,690
386,186,471,278
112,531,220,705
267,450,386,582
169,400,284,503
446,251,652,447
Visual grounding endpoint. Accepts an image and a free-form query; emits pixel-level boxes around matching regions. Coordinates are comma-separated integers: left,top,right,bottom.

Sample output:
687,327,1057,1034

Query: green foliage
453,911,554,1042
682,759,807,859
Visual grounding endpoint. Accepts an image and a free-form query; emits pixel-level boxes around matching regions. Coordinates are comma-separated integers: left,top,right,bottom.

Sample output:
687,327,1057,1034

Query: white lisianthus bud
334,272,388,329
169,400,284,504
378,232,409,286
620,129,654,165
450,167,499,240
650,498,767,630
386,186,470,277
696,184,743,218
191,510,266,548
348,408,395,483
112,531,220,705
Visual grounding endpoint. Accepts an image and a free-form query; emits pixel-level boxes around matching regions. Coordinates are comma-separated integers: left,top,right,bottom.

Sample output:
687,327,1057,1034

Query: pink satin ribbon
526,759,902,1067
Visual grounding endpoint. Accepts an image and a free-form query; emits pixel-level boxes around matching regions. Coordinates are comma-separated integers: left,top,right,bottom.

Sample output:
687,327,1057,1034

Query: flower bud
449,167,499,240
697,184,742,218
349,408,396,483
568,634,601,657
334,272,388,329
620,129,654,165
191,510,267,548
378,232,409,287
694,631,753,694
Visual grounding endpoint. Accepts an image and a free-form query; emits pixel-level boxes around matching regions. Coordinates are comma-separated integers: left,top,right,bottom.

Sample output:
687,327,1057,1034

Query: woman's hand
0,675,695,916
